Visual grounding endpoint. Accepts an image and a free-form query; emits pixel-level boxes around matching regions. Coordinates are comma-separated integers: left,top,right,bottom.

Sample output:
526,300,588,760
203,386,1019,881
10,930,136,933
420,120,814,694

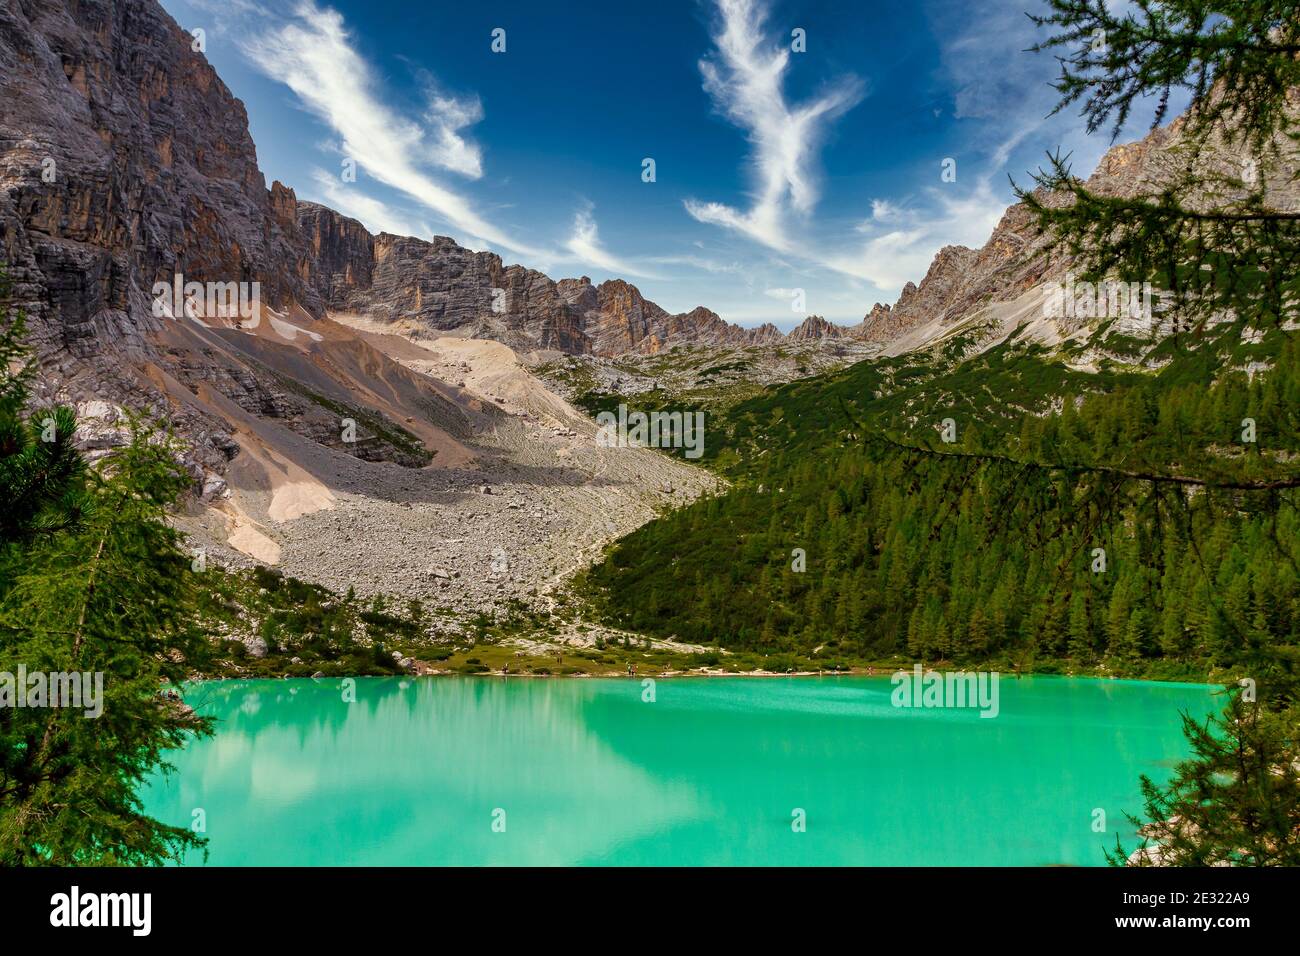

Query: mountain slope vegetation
586,325,1298,679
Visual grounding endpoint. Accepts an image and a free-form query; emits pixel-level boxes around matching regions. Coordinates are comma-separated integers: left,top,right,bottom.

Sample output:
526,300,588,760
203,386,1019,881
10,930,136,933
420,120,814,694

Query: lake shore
194,654,1222,687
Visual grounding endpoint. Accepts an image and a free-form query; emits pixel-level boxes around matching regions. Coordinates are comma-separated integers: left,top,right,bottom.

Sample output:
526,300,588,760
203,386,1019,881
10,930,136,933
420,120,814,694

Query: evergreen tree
1067,591,1095,664
0,266,213,865
1109,690,1300,866
0,270,87,544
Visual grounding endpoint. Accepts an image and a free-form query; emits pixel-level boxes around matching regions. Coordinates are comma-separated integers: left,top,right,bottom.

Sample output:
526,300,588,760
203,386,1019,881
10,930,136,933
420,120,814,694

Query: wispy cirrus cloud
812,2,1061,294
564,204,657,278
244,1,539,256
929,0,1184,183
683,0,1183,302
829,178,1006,291
414,71,486,179
680,0,1002,297
646,255,746,276
866,199,904,225
684,0,865,253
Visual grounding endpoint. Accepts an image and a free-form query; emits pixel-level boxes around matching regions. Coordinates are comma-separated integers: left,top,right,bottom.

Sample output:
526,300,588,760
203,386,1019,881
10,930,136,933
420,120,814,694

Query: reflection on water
145,675,1220,866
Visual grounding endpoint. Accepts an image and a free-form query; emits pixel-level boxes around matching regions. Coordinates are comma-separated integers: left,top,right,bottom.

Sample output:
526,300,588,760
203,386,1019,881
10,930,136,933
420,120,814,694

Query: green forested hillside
584,325,1300,680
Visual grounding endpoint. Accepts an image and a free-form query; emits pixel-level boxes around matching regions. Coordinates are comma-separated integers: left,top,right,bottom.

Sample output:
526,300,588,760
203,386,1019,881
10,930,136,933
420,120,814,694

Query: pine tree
1067,591,1095,664
1110,691,1300,866
906,603,926,659
0,267,214,864
0,269,87,544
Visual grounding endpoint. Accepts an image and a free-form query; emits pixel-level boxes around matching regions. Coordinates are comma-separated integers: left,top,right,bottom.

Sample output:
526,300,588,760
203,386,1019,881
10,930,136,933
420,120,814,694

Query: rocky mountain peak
787,315,846,341
851,103,1294,355
1,0,322,453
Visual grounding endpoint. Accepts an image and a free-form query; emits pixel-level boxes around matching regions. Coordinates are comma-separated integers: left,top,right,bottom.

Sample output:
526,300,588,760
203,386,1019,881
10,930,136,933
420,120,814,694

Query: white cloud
678,0,1009,298
868,199,903,225
791,0,1183,297
684,0,864,253
564,205,655,278
245,1,540,257
647,255,746,276
931,0,1186,182
184,0,261,22
424,91,485,179
829,178,1007,290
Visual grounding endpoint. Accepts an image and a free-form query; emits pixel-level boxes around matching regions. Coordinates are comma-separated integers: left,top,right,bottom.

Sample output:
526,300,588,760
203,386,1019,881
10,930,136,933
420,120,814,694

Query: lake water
143,675,1220,866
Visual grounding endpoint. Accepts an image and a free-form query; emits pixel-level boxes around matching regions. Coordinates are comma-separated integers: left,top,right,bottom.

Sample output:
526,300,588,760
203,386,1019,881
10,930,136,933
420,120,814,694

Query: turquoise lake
143,675,1220,866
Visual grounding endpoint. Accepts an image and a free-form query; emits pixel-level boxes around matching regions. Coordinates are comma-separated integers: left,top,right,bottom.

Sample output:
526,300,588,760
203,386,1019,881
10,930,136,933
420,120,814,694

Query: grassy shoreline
193,636,1231,686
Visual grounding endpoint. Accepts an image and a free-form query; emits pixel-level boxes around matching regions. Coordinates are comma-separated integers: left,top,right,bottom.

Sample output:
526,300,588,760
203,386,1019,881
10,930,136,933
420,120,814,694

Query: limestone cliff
287,204,798,357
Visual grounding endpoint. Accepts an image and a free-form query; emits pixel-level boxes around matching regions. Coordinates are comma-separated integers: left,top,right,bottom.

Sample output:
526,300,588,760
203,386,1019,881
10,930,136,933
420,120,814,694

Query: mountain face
0,0,327,336
0,0,333,474
293,202,791,357
853,245,982,344
302,211,590,353
0,0,495,485
787,314,847,341
850,169,1118,349
852,107,1300,355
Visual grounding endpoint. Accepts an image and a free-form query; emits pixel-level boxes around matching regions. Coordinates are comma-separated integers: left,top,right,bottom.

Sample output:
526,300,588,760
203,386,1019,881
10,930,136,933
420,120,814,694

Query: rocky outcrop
285,205,801,356
684,306,745,344
855,246,980,344
587,279,670,353
747,322,784,345
586,286,768,354
852,303,891,339
0,0,342,481
851,142,1169,348
853,102,1300,352
359,233,589,353
296,199,375,306
787,315,846,342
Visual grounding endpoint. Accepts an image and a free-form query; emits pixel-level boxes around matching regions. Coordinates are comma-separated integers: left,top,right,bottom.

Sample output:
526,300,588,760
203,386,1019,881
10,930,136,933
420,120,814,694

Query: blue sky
162,0,1172,327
